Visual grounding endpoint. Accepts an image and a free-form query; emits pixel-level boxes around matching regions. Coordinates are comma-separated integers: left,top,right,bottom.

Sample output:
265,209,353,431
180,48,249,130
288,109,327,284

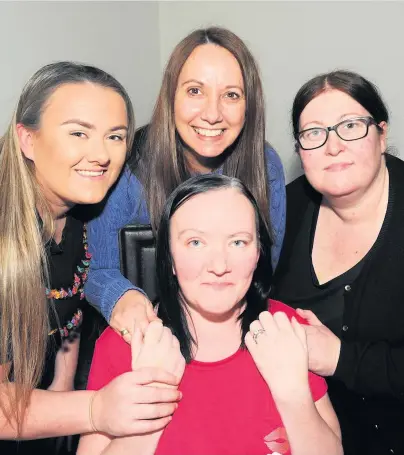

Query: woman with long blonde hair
0,62,182,454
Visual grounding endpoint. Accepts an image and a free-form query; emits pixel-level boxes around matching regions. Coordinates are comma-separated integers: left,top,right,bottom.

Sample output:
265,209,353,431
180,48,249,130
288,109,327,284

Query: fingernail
179,391,183,399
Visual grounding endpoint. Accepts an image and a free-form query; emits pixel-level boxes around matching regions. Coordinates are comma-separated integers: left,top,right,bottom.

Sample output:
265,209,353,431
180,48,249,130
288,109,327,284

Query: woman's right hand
91,367,182,437
110,289,159,343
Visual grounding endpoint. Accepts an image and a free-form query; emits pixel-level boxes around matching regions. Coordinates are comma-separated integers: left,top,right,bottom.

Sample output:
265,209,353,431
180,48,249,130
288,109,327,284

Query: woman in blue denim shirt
85,27,286,340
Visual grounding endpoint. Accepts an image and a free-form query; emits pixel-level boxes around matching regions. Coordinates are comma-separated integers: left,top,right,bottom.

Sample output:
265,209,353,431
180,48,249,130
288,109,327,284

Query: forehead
178,44,244,86
300,89,370,126
170,188,256,235
41,82,128,125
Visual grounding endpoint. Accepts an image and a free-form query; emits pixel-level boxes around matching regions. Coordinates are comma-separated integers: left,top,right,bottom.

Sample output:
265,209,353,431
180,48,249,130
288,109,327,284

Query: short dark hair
155,174,273,362
292,70,389,146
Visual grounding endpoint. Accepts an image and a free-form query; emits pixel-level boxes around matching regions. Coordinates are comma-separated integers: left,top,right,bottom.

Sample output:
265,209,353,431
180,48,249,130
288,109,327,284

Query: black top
275,198,365,335
272,154,404,455
1,215,88,454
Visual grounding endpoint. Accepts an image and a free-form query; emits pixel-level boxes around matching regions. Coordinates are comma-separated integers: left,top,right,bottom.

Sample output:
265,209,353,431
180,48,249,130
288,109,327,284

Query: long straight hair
155,174,273,362
131,27,269,232
0,61,134,434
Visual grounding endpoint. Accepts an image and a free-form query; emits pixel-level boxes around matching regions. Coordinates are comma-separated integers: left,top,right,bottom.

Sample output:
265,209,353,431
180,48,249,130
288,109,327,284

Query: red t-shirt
88,300,327,455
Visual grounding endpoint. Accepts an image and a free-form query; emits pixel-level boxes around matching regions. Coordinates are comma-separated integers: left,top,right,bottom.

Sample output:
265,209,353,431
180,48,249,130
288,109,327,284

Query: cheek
174,96,201,125
230,251,258,280
224,104,245,128
173,250,205,284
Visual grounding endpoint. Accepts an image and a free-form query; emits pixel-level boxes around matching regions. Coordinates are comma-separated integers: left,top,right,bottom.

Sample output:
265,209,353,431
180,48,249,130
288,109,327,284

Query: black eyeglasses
296,116,383,151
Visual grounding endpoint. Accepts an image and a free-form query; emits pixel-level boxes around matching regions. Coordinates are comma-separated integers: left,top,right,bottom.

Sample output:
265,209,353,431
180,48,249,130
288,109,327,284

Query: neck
183,145,230,174
185,302,244,362
323,159,389,224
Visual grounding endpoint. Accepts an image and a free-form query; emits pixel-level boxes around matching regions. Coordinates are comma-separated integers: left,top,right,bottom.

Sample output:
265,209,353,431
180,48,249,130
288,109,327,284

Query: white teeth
76,170,104,177
194,127,223,137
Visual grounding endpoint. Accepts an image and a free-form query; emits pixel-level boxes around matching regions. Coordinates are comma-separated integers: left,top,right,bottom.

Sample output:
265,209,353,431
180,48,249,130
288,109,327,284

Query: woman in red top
78,174,342,455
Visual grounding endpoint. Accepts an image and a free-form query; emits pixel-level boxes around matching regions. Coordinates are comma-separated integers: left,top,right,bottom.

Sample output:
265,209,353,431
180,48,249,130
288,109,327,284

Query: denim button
345,284,351,292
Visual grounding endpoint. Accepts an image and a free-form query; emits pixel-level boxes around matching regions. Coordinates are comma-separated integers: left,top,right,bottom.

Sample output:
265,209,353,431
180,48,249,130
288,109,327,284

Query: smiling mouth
193,127,224,137
76,170,106,177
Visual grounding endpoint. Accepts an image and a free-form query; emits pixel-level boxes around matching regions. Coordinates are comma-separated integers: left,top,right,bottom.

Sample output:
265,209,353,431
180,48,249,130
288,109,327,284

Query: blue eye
233,240,246,247
188,239,202,247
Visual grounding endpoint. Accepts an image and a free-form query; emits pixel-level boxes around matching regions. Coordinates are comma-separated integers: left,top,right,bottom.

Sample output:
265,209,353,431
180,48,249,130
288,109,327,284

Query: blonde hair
0,62,135,434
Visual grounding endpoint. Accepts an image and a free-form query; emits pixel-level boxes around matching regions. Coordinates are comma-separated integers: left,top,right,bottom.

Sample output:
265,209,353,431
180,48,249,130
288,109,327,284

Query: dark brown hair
130,27,269,232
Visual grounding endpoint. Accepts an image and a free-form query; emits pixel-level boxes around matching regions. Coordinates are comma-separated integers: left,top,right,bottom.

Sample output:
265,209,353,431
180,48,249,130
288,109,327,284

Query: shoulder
91,327,132,385
264,142,284,181
387,153,404,185
268,299,308,325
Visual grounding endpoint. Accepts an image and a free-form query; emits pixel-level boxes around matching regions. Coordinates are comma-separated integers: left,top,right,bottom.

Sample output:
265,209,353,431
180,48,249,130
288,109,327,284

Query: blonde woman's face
21,82,128,212
174,44,246,168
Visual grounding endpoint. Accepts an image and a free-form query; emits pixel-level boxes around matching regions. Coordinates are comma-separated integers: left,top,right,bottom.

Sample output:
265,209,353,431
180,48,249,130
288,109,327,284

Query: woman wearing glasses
272,70,404,455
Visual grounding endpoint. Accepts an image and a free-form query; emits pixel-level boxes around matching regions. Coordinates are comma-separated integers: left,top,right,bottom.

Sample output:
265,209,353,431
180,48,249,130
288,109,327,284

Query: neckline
309,167,394,287
190,346,243,368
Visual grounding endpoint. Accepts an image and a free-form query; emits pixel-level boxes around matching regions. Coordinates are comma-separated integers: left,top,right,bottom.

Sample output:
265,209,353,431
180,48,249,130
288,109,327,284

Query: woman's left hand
245,311,309,402
296,309,341,377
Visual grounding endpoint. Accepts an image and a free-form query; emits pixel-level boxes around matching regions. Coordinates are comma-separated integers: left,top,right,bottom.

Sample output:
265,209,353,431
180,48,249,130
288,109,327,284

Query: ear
378,121,388,154
16,123,35,162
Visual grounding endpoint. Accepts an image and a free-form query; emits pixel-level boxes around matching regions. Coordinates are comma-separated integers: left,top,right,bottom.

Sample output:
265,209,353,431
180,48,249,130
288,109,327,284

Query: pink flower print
264,427,290,454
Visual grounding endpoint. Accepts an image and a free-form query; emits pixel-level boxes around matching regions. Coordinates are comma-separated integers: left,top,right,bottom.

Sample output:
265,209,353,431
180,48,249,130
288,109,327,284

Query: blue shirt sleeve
264,143,286,270
84,166,149,322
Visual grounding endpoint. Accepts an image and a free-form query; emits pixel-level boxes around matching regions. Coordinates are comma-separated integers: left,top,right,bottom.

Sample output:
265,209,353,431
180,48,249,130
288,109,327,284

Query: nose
200,94,223,125
207,246,230,276
325,130,345,156
87,138,110,166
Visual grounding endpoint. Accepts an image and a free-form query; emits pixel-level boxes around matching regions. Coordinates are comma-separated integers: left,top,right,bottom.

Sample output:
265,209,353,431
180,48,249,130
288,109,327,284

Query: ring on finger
252,328,266,344
120,328,129,337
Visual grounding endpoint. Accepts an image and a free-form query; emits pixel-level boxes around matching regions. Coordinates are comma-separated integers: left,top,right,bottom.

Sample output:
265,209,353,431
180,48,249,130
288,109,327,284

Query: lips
325,162,353,172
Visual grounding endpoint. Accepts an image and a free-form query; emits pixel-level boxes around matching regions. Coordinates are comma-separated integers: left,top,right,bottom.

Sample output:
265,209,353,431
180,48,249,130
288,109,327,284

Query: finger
172,334,180,349
272,311,294,332
130,416,172,434
131,326,144,370
249,319,264,335
291,316,307,348
296,308,322,326
133,402,178,420
144,320,164,345
258,311,277,332
131,385,182,404
160,326,173,349
130,367,180,386
146,300,160,321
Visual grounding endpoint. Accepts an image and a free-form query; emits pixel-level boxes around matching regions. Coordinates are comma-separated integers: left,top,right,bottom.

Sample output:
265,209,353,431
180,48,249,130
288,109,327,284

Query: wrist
270,381,312,407
88,391,99,433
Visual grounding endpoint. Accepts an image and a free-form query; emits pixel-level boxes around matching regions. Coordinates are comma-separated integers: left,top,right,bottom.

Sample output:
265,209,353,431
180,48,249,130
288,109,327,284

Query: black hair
156,174,272,362
292,70,389,144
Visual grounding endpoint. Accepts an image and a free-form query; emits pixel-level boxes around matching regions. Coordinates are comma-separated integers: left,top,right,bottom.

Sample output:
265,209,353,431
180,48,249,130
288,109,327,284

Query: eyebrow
177,228,206,238
177,229,253,238
61,119,128,132
181,79,244,92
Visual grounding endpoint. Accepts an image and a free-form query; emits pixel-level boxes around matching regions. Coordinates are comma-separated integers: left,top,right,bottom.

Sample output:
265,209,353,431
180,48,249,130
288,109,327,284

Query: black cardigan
272,154,404,455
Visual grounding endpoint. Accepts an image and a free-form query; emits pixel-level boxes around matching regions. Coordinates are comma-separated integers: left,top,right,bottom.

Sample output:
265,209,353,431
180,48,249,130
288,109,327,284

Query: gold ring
120,328,129,337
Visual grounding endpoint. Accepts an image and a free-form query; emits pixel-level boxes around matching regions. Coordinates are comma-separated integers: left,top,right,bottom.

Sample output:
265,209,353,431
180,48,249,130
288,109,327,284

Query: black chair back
119,224,158,302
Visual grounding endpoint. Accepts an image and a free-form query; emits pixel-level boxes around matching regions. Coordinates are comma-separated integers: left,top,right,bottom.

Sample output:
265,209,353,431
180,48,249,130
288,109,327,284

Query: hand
245,311,309,402
91,367,183,437
110,289,159,343
296,309,341,377
131,320,186,386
